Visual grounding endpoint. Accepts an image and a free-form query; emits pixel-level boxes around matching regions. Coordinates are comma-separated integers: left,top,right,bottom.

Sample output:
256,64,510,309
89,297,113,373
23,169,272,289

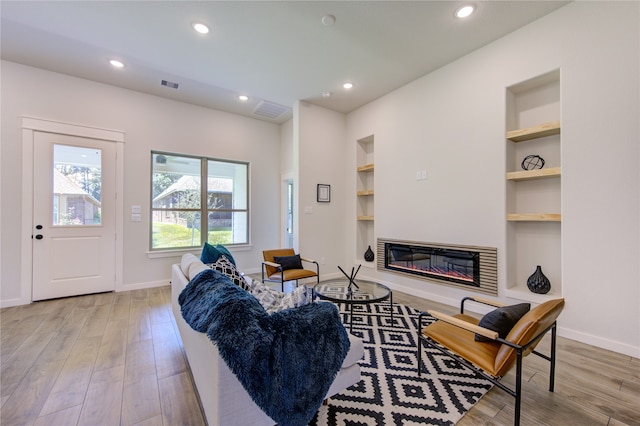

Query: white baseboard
117,279,170,292
1,296,30,308
558,327,640,358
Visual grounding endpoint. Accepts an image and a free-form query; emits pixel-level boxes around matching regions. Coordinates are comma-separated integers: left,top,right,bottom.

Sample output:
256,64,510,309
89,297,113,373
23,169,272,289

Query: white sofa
171,254,364,426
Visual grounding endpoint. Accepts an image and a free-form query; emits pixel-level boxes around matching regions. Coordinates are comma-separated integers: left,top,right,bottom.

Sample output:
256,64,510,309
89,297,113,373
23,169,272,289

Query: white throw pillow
272,285,310,313
187,260,209,280
251,282,283,312
180,253,200,277
250,283,310,314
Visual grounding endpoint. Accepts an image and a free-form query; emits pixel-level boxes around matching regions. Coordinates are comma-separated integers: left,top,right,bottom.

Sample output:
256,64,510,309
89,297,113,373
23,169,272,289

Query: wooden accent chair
417,296,565,426
261,249,319,291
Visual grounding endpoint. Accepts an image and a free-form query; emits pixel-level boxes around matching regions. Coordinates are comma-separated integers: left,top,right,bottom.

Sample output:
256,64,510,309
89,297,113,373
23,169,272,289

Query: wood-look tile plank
0,331,56,399
77,364,124,426
34,404,82,426
77,307,110,340
128,299,152,344
131,414,164,426
0,358,66,425
147,287,172,325
151,320,187,379
38,336,101,416
111,291,132,320
0,313,49,361
32,301,76,334
158,371,205,426
125,339,157,384
94,318,129,372
121,374,162,426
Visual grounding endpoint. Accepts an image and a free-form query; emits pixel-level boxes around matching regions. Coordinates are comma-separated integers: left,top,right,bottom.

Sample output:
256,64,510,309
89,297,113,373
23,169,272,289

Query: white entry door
32,132,116,301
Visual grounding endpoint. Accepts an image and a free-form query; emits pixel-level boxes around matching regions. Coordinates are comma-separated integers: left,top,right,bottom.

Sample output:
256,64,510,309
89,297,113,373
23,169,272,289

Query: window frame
150,150,249,251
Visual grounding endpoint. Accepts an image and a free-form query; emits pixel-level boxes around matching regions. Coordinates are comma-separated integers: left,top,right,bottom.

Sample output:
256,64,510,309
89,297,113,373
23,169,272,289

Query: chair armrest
300,257,317,264
460,296,507,314
263,260,281,268
428,310,499,341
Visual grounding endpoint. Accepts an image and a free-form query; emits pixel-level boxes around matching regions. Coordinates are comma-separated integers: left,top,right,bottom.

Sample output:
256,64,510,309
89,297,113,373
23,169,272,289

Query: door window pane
53,144,102,225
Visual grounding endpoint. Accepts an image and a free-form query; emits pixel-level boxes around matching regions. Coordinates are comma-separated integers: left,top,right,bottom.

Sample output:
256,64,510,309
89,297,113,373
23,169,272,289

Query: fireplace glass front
385,243,480,287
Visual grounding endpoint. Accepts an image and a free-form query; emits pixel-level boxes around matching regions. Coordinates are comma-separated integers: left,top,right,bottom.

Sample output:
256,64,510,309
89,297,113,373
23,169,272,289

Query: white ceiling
1,1,569,124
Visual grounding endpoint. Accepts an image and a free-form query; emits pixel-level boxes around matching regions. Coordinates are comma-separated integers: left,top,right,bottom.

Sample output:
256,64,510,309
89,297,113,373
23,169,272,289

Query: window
53,144,102,226
151,152,249,250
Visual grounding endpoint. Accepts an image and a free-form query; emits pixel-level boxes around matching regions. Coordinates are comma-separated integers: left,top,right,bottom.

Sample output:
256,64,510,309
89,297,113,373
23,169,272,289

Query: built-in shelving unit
356,164,374,173
506,121,560,142
505,70,562,302
356,135,374,264
506,166,561,182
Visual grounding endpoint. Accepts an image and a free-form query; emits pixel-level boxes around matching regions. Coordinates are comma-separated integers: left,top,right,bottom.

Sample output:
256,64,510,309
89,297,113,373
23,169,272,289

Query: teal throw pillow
201,242,236,266
215,244,236,266
201,242,221,264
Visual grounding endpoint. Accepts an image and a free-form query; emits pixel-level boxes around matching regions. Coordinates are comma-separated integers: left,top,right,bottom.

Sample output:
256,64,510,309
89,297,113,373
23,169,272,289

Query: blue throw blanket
178,269,350,426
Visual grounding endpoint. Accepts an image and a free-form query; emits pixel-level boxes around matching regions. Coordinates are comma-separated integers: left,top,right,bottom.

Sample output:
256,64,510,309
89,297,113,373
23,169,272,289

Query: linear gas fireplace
377,238,498,295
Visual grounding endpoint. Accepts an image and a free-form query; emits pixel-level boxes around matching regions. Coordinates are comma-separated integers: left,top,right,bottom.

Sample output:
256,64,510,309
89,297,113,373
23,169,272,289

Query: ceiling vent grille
161,80,180,89
253,100,289,119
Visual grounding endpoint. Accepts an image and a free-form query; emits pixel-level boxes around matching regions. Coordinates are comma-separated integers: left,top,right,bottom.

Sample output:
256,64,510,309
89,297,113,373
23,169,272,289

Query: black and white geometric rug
310,302,493,426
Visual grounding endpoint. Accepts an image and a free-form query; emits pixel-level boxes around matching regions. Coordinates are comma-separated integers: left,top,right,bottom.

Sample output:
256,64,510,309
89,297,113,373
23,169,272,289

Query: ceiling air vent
161,80,180,89
253,100,289,120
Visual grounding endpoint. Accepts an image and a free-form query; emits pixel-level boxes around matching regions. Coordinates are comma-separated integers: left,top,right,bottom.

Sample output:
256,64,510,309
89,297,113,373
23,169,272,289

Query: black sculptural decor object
527,265,551,294
521,154,545,170
364,245,375,262
338,265,361,294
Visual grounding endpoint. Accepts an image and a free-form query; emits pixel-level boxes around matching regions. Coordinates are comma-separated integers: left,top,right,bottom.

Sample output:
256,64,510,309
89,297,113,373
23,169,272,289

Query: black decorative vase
364,245,375,262
527,265,551,294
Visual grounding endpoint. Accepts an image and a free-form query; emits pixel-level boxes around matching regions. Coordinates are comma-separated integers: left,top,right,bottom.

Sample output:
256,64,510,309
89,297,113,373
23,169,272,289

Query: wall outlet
320,257,326,265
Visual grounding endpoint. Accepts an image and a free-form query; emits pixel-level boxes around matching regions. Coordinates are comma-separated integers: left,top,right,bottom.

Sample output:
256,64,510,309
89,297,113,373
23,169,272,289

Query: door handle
35,234,43,240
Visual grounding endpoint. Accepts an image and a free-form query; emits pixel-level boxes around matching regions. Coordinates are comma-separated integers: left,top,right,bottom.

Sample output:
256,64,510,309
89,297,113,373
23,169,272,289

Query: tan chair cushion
423,314,502,375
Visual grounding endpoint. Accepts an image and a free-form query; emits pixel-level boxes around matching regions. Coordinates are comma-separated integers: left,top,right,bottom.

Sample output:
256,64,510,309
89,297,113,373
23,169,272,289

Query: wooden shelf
506,121,560,142
357,163,374,172
506,166,561,181
507,213,561,222
357,190,374,196
357,215,374,221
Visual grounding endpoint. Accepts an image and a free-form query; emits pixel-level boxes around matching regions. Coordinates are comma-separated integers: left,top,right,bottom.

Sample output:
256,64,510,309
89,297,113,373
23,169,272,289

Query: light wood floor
1,284,638,425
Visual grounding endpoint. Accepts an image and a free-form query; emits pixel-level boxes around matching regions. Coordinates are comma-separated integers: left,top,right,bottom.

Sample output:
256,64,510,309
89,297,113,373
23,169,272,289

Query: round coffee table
313,279,393,332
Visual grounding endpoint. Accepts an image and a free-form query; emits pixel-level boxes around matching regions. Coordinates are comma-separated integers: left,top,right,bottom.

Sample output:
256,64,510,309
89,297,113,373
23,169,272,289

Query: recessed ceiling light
455,5,475,18
238,95,249,102
342,82,354,89
192,22,209,34
109,59,124,68
322,91,332,98
321,14,336,26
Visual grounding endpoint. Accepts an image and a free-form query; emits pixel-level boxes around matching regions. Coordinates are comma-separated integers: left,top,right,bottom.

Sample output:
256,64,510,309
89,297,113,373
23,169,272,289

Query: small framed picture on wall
317,184,331,202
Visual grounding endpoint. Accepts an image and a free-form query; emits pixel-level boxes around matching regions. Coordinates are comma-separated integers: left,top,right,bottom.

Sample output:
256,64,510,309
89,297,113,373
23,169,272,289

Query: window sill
146,244,253,259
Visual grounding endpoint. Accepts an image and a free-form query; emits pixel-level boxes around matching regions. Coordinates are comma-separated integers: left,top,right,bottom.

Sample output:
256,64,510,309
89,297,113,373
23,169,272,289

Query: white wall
345,1,639,357
1,61,282,305
296,102,347,280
